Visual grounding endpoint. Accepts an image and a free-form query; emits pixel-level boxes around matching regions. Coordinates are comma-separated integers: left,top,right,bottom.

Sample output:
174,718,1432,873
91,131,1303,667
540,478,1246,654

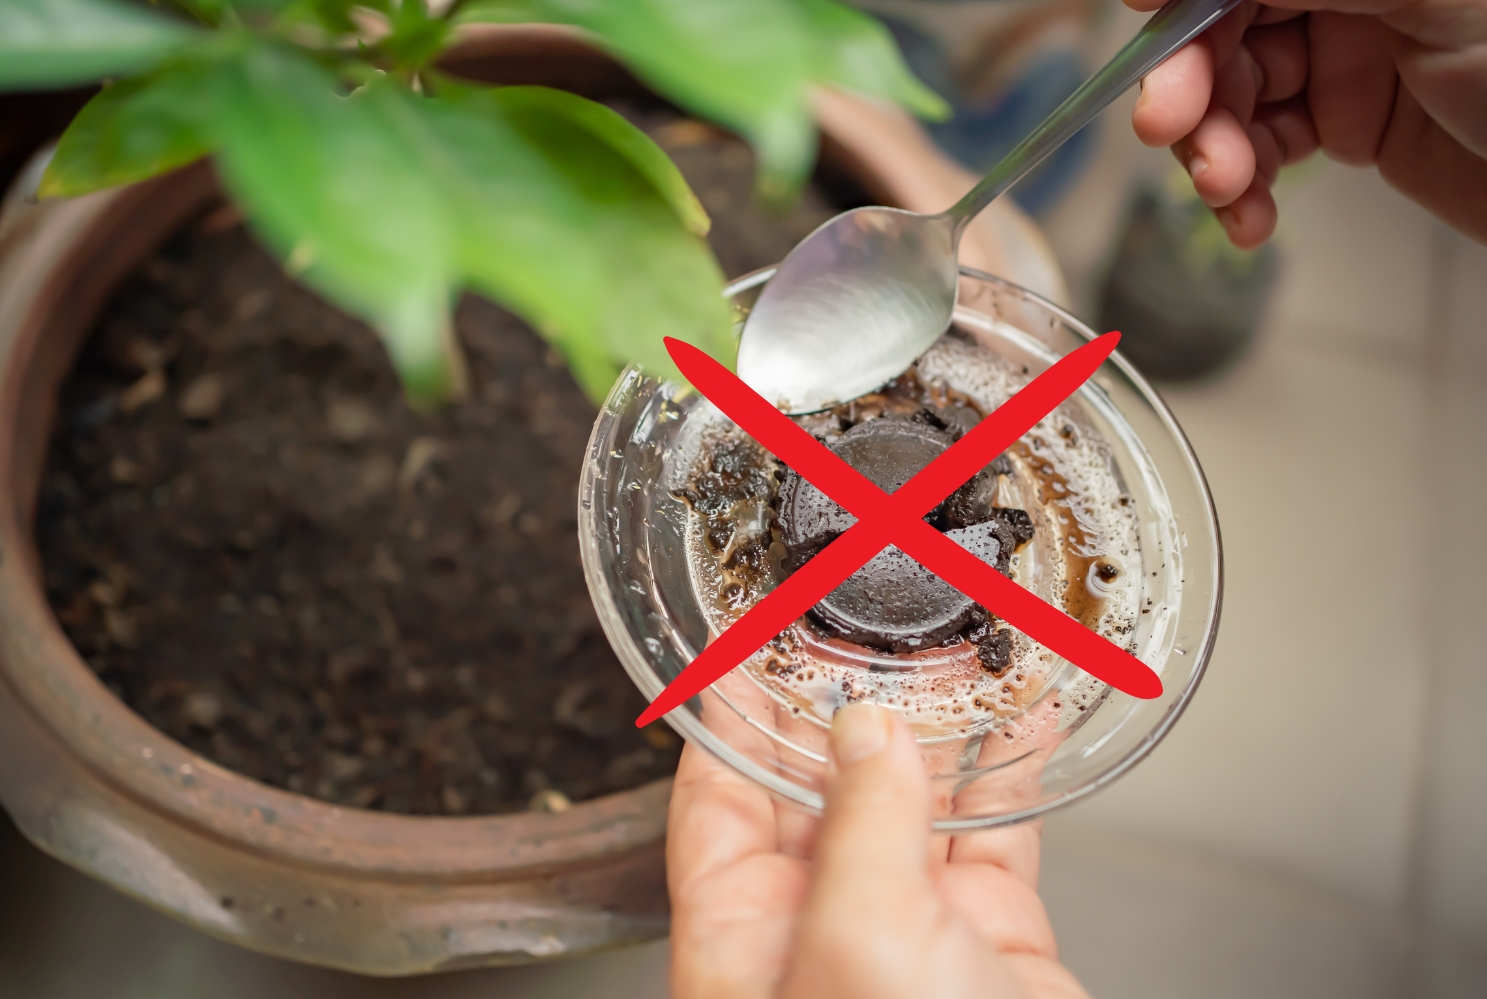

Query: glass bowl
579,266,1221,829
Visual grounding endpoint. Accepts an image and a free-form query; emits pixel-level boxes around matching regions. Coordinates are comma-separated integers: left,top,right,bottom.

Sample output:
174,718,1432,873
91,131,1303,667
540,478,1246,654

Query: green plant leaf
382,0,449,73
191,0,355,35
211,43,731,403
213,45,456,397
40,58,218,197
0,0,199,91
172,0,296,21
464,0,813,195
797,0,947,121
448,84,732,396
449,82,710,237
460,0,946,196
167,0,232,26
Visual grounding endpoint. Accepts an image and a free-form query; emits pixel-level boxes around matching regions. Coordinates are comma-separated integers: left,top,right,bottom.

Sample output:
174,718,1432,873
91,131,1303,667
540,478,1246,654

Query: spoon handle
945,0,1245,237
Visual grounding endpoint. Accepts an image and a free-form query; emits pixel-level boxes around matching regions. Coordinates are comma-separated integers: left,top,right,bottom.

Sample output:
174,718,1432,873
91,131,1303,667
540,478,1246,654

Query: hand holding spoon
737,0,1244,414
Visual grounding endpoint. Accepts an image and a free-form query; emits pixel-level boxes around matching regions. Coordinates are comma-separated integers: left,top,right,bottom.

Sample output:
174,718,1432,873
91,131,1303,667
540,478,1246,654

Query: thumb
809,704,933,912
779,704,940,999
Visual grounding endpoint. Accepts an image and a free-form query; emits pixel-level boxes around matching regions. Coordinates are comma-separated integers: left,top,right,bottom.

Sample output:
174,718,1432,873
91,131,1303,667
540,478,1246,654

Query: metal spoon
737,0,1244,414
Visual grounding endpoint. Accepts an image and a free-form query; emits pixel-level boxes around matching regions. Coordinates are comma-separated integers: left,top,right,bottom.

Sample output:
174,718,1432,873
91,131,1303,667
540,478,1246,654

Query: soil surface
34,111,849,816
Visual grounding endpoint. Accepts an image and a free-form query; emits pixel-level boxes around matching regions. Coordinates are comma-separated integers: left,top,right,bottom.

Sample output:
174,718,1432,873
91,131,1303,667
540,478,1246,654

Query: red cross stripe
635,332,1162,728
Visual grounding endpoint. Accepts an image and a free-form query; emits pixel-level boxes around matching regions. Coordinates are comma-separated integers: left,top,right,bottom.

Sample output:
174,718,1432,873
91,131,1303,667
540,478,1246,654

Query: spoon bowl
735,207,957,414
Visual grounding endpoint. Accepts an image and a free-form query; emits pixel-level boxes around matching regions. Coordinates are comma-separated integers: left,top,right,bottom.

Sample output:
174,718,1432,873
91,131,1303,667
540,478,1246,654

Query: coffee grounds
779,408,1032,666
685,368,1035,673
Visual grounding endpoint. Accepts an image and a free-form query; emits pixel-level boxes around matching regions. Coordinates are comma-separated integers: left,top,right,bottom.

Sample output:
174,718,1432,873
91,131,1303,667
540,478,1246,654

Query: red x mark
635,331,1162,728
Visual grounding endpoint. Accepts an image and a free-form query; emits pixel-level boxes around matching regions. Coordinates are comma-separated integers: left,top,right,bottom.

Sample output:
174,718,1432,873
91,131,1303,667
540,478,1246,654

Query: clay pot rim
0,166,672,883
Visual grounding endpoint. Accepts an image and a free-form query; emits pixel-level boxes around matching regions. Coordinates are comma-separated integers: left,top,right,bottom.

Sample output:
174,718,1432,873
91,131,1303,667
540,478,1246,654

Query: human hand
1126,0,1487,247
666,703,1089,999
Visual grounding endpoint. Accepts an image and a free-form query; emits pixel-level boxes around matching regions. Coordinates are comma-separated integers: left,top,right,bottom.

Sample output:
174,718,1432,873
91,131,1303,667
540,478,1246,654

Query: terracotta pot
0,27,1064,975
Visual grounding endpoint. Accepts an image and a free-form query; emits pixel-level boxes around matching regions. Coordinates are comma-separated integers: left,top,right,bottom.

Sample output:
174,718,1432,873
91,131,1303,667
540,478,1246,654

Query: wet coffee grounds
34,111,850,816
682,368,1036,674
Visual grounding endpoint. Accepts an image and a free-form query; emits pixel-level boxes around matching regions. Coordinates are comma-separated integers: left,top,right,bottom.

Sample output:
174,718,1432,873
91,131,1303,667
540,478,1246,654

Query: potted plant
0,0,1062,974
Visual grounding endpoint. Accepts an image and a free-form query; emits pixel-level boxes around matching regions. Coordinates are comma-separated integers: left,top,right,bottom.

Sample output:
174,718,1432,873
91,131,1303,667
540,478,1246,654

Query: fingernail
831,703,891,767
1188,153,1210,178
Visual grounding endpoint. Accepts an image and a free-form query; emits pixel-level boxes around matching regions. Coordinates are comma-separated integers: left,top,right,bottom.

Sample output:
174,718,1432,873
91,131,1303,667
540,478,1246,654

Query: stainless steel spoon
737,0,1244,414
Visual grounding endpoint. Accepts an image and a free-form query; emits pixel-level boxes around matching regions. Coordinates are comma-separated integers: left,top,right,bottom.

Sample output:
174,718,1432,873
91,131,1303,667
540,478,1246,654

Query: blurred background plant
0,0,946,403
1095,164,1279,380
856,0,1105,217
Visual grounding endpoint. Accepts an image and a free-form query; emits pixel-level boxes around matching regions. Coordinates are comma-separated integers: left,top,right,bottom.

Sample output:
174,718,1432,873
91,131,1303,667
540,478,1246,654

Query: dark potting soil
34,112,848,816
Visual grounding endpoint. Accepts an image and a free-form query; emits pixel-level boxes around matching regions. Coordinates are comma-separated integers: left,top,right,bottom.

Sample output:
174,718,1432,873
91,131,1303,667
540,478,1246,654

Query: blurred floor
0,810,671,998
5,6,1487,995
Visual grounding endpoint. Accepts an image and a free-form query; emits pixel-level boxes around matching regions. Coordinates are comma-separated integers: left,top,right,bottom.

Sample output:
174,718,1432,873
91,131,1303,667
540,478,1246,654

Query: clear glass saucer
579,265,1221,829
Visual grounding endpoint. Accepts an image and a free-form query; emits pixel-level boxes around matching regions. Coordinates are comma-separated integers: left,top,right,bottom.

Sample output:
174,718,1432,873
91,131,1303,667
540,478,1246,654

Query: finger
1248,115,1284,185
1253,6,1306,25
812,705,933,902
947,820,1043,889
1246,18,1310,103
1394,29,1487,159
667,739,781,899
1377,83,1487,244
1133,0,1260,148
666,653,811,889
1176,104,1257,207
944,695,1063,887
1307,11,1399,164
1122,0,1166,11
670,849,808,999
773,795,821,862
668,740,810,999
1003,954,1096,999
761,693,825,862
781,706,974,999
1134,39,1215,148
1211,40,1262,124
1214,179,1278,248
936,863,1059,957
1203,1,1264,68
1252,95,1321,169
918,741,967,869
